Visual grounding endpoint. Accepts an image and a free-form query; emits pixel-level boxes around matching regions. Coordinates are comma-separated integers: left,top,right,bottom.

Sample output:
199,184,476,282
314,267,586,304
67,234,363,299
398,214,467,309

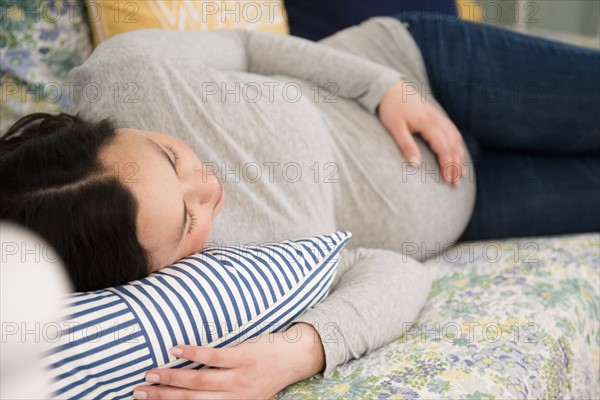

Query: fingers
420,111,468,186
143,367,234,391
171,345,244,368
439,125,463,185
385,97,466,187
132,346,245,399
440,117,466,179
133,385,229,400
418,123,457,185
394,123,422,165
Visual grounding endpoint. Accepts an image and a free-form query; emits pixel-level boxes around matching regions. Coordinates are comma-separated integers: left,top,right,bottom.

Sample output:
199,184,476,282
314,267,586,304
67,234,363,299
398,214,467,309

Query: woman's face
98,128,224,273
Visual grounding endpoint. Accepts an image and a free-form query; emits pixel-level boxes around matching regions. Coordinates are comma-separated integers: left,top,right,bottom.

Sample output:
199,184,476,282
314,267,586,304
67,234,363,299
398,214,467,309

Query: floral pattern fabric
276,233,600,399
0,0,93,133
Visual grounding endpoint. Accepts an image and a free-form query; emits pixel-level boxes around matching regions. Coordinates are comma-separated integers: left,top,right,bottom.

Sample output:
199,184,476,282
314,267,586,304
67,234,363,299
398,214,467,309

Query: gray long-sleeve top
69,16,476,379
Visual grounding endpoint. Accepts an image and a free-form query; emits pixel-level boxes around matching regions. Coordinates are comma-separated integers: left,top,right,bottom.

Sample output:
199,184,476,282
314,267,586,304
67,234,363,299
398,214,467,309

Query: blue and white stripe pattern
43,231,352,399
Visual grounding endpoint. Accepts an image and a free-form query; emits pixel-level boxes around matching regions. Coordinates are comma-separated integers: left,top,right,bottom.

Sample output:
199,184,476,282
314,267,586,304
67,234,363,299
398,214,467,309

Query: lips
213,175,223,209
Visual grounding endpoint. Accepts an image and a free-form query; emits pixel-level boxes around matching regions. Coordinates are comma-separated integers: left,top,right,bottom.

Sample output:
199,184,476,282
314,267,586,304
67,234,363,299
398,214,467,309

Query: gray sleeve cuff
358,69,405,115
291,307,345,379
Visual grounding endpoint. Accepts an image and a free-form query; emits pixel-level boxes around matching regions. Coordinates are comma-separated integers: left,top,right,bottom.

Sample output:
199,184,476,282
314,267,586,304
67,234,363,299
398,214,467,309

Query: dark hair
0,113,150,292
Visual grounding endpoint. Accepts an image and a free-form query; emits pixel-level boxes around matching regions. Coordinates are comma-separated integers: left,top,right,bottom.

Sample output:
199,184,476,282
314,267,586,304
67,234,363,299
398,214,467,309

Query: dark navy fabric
286,0,457,41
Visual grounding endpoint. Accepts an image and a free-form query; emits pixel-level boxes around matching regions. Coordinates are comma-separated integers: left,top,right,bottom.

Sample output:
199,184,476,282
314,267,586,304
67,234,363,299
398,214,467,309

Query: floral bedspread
276,233,600,399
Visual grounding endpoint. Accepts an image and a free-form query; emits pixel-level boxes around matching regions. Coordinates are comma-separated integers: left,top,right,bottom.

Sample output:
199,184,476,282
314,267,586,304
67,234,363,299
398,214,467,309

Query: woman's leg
458,150,600,241
396,13,600,155
393,13,600,240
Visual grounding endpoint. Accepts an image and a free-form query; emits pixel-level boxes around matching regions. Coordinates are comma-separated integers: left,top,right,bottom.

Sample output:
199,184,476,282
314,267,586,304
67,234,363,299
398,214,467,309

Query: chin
194,239,206,254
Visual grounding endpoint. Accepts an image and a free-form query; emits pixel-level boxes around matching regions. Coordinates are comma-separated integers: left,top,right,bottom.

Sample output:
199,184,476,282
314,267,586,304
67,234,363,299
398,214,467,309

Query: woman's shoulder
80,28,247,70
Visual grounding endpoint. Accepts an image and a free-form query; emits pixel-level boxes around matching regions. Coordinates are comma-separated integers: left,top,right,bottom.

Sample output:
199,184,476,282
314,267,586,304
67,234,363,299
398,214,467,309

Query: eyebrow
144,137,187,246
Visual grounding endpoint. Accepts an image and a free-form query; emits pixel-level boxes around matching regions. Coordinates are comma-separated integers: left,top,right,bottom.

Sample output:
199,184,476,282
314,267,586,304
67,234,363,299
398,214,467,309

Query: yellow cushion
457,0,484,22
85,0,289,46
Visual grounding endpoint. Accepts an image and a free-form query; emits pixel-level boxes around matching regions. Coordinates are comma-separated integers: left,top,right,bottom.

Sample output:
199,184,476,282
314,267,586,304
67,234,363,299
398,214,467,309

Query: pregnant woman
1,14,598,399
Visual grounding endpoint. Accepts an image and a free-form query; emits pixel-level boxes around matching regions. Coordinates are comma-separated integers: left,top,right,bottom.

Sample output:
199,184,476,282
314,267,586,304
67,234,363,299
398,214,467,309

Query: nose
183,164,214,206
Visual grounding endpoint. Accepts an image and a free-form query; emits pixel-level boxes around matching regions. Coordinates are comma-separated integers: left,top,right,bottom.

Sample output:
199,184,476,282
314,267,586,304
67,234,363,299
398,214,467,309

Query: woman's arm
236,29,405,114
86,28,404,114
292,246,432,379
132,247,432,399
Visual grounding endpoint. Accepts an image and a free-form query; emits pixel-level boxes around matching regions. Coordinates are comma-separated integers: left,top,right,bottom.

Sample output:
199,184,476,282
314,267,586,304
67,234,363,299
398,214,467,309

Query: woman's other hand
378,79,465,186
132,322,325,400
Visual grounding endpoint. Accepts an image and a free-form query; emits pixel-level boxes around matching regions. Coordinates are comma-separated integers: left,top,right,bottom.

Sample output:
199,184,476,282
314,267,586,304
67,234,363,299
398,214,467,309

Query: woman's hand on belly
377,79,466,186
132,322,325,399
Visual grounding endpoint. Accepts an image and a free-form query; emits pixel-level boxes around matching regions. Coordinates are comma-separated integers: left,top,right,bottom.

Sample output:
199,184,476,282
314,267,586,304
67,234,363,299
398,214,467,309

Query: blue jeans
392,13,600,241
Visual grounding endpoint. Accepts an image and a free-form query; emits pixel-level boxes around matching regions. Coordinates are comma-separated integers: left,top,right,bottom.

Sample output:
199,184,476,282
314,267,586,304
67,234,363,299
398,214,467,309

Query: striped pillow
43,231,351,399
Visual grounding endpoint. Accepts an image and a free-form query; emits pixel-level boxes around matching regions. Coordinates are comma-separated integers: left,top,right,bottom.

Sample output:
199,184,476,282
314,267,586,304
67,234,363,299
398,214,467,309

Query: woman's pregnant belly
314,92,476,261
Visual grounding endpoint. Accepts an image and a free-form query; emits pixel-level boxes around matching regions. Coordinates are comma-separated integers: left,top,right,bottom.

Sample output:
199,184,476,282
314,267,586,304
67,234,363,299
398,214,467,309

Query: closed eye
164,144,196,235
186,209,197,234
164,144,181,165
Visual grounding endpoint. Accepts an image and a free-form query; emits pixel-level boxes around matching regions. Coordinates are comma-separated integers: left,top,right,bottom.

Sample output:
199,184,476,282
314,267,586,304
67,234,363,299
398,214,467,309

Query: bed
3,2,599,398
276,233,600,399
